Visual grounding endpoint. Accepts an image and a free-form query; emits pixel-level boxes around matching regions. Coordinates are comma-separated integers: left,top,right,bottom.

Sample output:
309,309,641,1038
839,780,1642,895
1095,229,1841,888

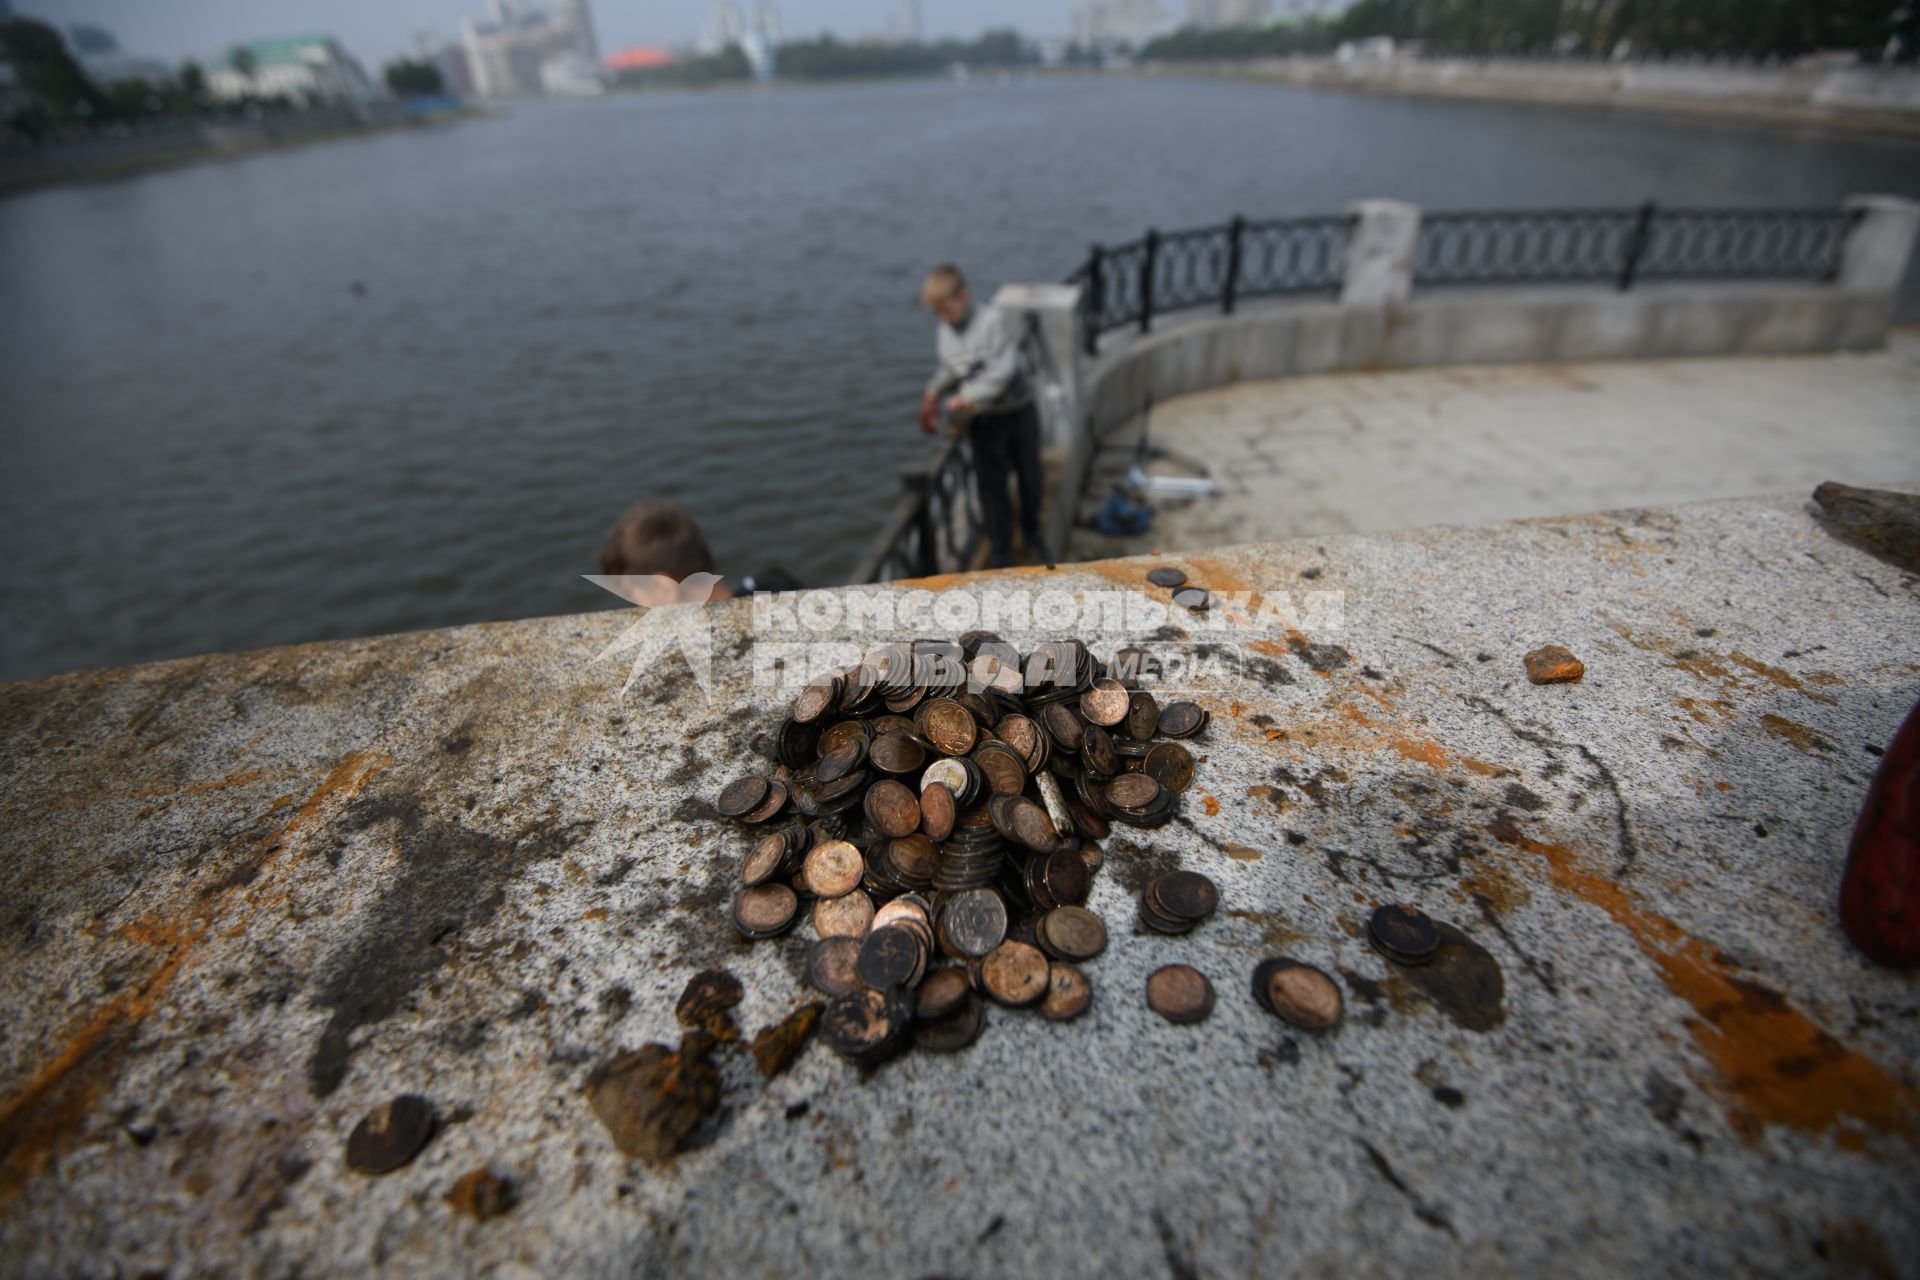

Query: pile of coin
718,634,1211,1063
1139,870,1220,935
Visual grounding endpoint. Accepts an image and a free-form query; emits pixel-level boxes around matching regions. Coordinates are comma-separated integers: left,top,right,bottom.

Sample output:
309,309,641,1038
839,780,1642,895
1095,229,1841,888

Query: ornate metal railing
1415,203,1861,291
1070,215,1353,354
1072,202,1862,352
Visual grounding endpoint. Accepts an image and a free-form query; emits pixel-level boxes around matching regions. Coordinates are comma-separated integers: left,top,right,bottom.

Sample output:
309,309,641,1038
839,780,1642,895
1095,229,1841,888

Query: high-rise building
462,0,600,97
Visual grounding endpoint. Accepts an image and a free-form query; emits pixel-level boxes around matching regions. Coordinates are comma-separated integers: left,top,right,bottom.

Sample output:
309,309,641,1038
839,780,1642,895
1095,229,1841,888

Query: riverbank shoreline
0,108,486,199
1144,56,1920,139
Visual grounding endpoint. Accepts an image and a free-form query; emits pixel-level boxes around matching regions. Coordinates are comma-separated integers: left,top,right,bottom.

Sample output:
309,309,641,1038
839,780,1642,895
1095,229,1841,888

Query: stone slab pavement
1072,330,1920,562
0,495,1916,1277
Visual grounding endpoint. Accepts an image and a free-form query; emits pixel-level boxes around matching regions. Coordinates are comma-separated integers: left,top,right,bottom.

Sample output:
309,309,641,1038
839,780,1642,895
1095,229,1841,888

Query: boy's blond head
921,264,966,307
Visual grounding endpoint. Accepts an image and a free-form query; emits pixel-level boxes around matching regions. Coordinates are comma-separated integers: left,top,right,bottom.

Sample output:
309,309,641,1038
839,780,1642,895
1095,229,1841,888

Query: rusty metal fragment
749,1002,823,1078
583,1038,721,1166
445,1168,515,1221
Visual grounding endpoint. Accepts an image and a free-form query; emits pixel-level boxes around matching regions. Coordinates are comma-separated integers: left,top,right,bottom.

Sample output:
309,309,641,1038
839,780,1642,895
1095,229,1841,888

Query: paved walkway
1072,330,1920,558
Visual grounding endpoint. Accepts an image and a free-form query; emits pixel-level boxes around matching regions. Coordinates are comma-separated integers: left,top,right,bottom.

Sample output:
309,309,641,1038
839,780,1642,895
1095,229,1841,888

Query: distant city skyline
12,0,1059,70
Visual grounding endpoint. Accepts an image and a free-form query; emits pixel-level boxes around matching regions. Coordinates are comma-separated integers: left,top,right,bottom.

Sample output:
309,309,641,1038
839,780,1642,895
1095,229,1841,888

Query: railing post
1140,229,1160,335
1839,195,1920,293
1618,199,1656,292
1084,245,1104,356
1223,216,1244,316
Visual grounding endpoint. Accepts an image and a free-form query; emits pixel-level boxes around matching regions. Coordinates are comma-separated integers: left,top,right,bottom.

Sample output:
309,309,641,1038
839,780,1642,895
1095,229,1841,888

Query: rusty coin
813,889,875,939
1079,678,1132,727
1041,848,1092,907
820,987,900,1062
815,736,869,784
1081,723,1119,776
858,925,923,990
1040,702,1086,753
939,887,1008,958
922,698,978,756
1370,904,1441,965
740,779,789,824
1154,870,1219,921
972,742,1029,795
716,775,770,819
920,781,956,841
1146,965,1215,1024
1146,566,1188,588
741,830,791,887
1157,701,1207,738
915,993,985,1053
864,779,922,839
1104,773,1161,811
802,840,865,898
807,937,864,997
981,940,1050,1007
1125,691,1161,741
1037,906,1107,961
1039,964,1093,1021
995,714,1047,772
1263,961,1343,1031
791,677,841,725
346,1095,435,1176
869,732,927,776
916,967,973,1020
734,883,799,938
1143,742,1195,794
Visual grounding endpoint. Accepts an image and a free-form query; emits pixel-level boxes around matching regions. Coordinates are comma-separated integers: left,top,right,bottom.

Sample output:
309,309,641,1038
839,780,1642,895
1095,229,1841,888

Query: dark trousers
969,403,1045,561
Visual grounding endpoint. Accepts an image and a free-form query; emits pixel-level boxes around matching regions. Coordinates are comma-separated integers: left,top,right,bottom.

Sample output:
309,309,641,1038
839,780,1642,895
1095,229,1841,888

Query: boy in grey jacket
921,264,1050,568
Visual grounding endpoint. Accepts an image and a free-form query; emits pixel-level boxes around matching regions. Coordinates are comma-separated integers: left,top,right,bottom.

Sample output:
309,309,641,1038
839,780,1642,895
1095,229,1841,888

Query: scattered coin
813,889,875,939
739,780,789,825
1079,677,1132,727
815,737,868,784
920,780,957,841
346,1095,435,1176
1037,906,1108,961
981,940,1050,1007
939,887,1009,958
1370,904,1442,966
1146,566,1188,588
1257,960,1343,1031
1146,965,1215,1024
741,829,794,887
915,992,985,1053
1157,701,1209,739
1039,964,1093,1021
858,925,925,990
915,967,972,1020
802,840,865,899
820,987,908,1065
716,775,770,819
1126,690,1161,741
807,937,865,998
1172,587,1211,612
1143,742,1196,794
733,883,799,939
1154,870,1220,921
864,778,922,839
870,732,928,776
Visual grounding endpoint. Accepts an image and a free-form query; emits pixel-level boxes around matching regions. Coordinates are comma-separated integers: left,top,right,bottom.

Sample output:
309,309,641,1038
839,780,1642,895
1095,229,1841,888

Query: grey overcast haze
14,0,1058,68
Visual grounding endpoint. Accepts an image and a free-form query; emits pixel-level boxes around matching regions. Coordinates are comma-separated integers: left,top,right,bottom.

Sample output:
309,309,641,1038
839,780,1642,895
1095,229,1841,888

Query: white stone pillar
1341,199,1422,307
1840,195,1920,295
993,283,1085,453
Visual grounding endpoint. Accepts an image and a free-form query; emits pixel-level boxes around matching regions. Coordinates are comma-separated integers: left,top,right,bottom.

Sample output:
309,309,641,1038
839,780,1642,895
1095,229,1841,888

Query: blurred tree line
1142,0,1919,61
611,29,1035,89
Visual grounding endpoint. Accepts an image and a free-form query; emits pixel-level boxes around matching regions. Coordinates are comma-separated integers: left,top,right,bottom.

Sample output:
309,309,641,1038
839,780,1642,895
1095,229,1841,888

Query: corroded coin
858,925,924,990
820,988,899,1061
939,887,1008,958
802,840,864,899
1262,961,1343,1031
813,889,874,939
734,883,799,939
869,732,927,776
886,835,940,886
1041,848,1092,907
969,652,1023,696
920,781,957,842
815,737,869,784
717,776,770,819
995,714,1046,772
1172,587,1211,612
864,779,922,839
1146,965,1215,1024
1037,906,1107,961
922,699,978,756
819,718,870,757
1104,773,1161,811
981,940,1050,1007
1081,724,1119,777
1154,870,1220,921
915,967,972,1020
972,742,1029,796
1370,904,1441,965
1126,691,1160,741
1146,566,1188,589
1157,701,1208,738
791,677,841,725
915,993,985,1053
807,937,864,998
740,779,789,825
346,1095,435,1176
1079,677,1131,727
1143,742,1195,794
1039,964,1093,1021
741,830,791,887
1040,702,1086,753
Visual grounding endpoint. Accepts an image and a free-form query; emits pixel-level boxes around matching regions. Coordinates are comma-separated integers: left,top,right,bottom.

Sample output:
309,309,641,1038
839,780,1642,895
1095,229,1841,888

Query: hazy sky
17,0,1064,68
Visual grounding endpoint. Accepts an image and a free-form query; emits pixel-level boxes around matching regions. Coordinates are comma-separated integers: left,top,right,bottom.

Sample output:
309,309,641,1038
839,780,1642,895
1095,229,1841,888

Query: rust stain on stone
1488,819,1916,1149
0,749,390,1202
132,767,271,798
1760,714,1835,756
1730,653,1839,705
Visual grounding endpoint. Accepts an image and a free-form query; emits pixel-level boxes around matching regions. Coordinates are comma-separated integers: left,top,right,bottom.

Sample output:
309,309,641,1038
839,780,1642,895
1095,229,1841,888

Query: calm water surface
3,76,1917,681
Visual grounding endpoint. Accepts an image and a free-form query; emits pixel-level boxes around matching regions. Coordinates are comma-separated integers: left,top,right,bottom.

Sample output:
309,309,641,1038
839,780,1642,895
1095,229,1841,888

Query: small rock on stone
750,1002,823,1078
1523,645,1585,685
674,968,744,1041
445,1167,515,1221
584,1038,721,1167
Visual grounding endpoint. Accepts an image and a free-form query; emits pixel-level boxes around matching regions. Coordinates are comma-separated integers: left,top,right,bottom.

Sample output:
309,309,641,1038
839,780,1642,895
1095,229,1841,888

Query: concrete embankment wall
1166,55,1920,134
